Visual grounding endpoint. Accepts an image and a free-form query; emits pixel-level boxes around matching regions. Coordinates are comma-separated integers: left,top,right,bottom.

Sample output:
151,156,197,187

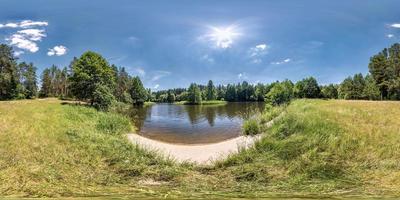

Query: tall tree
206,80,216,100
225,84,237,101
0,44,18,100
363,74,380,100
338,76,355,99
368,43,400,99
115,67,131,103
19,62,37,99
294,77,320,98
69,51,115,106
129,76,147,105
321,84,338,99
39,68,52,97
187,83,202,104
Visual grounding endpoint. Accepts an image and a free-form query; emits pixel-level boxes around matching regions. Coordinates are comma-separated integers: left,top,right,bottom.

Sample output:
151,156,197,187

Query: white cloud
17,29,46,41
248,43,269,63
19,20,48,28
47,45,67,56
387,34,394,38
390,23,400,28
2,20,49,54
271,58,291,65
154,84,160,89
7,34,39,52
151,70,171,81
13,50,24,57
0,20,48,29
238,73,248,80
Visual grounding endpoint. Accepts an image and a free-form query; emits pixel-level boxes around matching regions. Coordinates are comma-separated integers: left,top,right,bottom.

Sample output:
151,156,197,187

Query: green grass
1,98,400,198
174,100,227,105
0,99,183,197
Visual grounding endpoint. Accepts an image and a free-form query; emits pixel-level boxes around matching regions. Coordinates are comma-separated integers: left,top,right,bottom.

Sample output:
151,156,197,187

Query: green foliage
363,74,380,100
206,80,217,100
114,67,131,103
167,91,176,103
129,76,147,105
321,84,338,99
294,77,320,98
368,43,400,99
243,119,260,135
265,80,294,106
18,62,37,99
69,51,115,104
187,83,202,104
0,44,19,100
338,76,355,99
92,84,116,111
225,84,237,101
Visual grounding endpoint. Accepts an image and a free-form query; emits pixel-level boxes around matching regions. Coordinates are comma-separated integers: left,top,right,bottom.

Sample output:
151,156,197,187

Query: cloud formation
390,23,400,28
0,20,48,29
47,45,67,56
271,58,291,65
249,43,269,63
1,20,49,54
154,84,160,89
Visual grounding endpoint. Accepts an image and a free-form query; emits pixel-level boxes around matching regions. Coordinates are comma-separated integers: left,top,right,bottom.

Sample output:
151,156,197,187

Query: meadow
0,98,400,198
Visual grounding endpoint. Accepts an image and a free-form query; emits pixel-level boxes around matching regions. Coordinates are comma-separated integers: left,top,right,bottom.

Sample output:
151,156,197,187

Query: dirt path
127,133,261,164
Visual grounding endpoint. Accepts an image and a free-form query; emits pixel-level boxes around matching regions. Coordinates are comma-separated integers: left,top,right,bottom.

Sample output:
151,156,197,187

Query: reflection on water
125,102,265,144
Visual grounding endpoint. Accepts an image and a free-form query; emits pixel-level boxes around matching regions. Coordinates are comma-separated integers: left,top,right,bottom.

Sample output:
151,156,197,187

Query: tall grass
0,99,183,197
1,98,400,198
209,99,400,195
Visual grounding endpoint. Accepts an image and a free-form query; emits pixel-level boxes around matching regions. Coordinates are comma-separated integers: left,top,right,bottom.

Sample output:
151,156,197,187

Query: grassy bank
207,99,400,196
174,100,227,105
1,98,400,198
0,99,183,197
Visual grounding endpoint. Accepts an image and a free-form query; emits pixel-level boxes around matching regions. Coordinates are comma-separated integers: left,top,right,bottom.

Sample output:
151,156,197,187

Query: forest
1,43,400,108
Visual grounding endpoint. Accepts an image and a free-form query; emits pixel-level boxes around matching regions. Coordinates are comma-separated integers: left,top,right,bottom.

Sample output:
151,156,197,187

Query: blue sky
1,0,400,90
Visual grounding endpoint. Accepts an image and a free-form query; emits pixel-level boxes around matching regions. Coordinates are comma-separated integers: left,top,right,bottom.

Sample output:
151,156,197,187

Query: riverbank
1,98,400,198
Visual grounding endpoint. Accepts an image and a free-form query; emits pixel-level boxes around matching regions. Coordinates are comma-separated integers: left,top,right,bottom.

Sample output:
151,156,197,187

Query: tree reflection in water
123,102,265,144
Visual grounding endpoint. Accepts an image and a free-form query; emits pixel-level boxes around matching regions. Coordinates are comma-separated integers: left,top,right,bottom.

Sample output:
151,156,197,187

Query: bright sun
207,25,241,49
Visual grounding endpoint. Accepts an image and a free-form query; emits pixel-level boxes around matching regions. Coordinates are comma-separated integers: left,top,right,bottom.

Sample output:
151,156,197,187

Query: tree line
1,43,400,109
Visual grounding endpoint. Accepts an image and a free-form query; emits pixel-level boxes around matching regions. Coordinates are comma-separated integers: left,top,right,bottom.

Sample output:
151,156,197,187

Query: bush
243,119,261,135
265,80,293,106
92,85,116,111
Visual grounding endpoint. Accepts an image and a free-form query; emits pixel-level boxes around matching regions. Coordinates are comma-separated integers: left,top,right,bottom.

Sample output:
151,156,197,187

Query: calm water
126,102,265,144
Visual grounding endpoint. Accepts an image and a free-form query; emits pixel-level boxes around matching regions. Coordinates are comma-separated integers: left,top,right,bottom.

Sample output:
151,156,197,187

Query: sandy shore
127,113,281,164
127,133,261,164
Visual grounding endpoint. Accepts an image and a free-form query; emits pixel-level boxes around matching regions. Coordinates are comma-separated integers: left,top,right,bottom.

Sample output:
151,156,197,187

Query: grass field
1,98,400,198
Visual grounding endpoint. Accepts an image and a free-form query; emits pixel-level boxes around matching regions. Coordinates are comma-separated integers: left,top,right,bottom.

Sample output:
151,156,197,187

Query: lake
126,102,265,144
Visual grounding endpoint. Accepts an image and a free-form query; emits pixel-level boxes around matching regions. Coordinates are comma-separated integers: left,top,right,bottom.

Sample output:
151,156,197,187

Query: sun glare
207,25,241,49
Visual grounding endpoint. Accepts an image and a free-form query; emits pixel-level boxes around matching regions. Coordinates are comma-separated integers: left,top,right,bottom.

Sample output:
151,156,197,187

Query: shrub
265,80,293,106
92,85,116,111
243,119,260,135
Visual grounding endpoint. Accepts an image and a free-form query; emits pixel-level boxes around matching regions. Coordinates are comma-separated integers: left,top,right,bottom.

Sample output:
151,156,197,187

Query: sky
1,0,400,90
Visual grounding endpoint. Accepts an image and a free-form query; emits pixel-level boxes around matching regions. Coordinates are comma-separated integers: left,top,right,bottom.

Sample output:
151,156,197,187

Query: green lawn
1,98,400,198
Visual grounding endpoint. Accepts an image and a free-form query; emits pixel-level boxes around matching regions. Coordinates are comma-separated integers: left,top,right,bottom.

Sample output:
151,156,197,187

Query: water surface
127,102,265,144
